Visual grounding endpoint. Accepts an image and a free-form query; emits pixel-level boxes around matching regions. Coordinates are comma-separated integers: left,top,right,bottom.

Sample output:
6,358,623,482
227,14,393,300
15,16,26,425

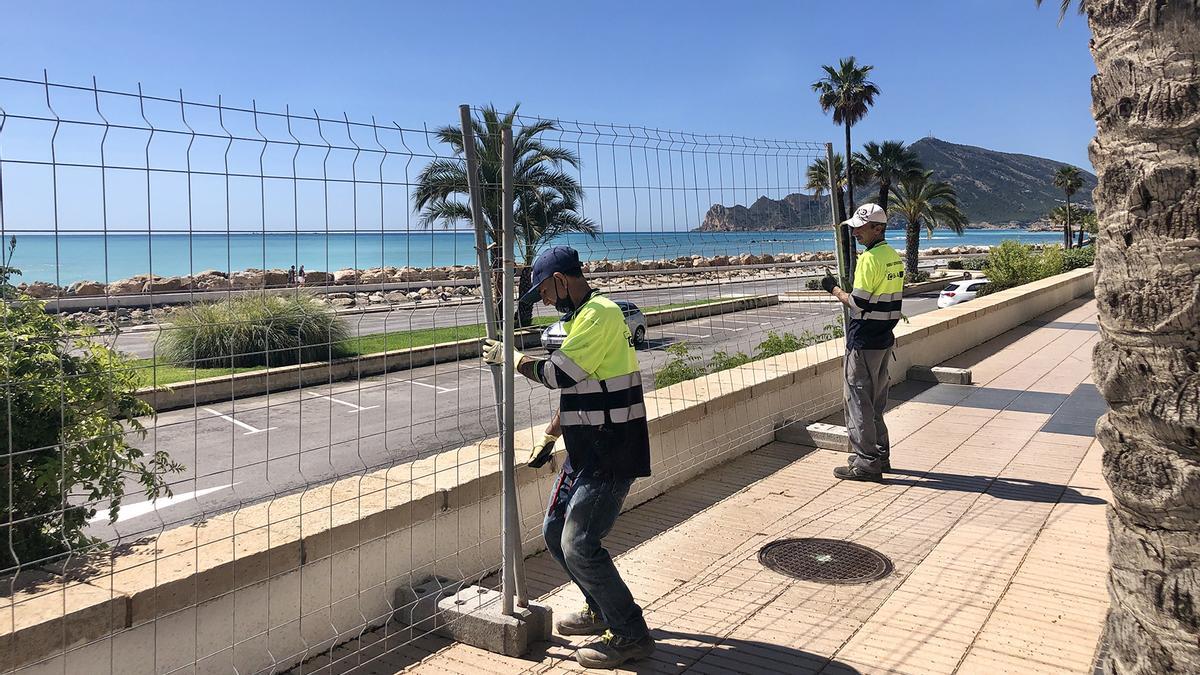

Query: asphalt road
110,275,833,359
88,292,939,542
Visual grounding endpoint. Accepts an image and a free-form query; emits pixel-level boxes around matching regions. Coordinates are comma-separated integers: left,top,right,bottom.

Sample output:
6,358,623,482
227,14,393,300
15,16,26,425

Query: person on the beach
481,245,655,669
821,203,904,481
297,265,306,286
288,265,297,286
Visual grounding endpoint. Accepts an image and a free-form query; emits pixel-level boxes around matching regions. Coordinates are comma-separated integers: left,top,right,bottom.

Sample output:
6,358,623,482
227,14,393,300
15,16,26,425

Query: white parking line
89,483,238,524
709,317,764,326
408,380,458,393
662,330,712,339
306,391,380,412
202,408,278,435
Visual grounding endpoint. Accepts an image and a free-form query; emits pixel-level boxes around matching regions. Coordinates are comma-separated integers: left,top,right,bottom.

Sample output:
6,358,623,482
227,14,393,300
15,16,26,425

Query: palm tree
812,57,880,218
855,140,923,212
1052,165,1085,249
515,189,597,324
413,105,596,326
1038,2,1200,672
888,170,968,278
805,153,870,224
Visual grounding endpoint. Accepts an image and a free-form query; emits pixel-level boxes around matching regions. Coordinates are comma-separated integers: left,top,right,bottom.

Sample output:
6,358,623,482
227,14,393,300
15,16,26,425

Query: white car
541,300,647,352
938,278,990,308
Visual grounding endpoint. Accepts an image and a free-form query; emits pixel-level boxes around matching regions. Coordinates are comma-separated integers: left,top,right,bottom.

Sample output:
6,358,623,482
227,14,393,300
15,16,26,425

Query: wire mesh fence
0,73,849,675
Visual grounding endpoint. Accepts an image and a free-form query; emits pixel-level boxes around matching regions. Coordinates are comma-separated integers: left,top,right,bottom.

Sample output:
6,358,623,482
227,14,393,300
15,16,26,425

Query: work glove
481,338,524,367
528,433,558,468
820,274,837,294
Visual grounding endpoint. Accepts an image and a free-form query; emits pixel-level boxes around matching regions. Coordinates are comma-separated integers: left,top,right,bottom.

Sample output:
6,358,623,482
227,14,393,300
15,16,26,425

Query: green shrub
978,241,1073,296
654,342,702,388
708,349,752,371
162,293,351,368
805,277,823,291
654,320,846,389
1063,245,1095,270
908,269,930,283
1,297,182,570
947,257,989,271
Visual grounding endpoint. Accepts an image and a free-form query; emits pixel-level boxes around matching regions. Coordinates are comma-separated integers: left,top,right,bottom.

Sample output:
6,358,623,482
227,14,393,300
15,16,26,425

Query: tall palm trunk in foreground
1072,2,1200,673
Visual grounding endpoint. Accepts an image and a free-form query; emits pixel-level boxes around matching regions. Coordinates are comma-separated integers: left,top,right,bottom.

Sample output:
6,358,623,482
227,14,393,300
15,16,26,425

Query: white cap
843,203,888,228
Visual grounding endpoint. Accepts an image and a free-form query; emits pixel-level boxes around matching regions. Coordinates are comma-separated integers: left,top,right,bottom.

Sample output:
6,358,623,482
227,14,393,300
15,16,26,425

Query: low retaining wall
3,269,1095,674
137,294,779,412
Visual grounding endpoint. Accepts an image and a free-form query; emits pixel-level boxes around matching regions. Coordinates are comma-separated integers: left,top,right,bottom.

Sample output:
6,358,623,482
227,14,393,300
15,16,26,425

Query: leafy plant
161,292,350,368
806,277,823,291
0,297,182,570
654,322,846,389
908,269,931,283
1063,245,1095,270
977,241,1070,295
654,342,704,388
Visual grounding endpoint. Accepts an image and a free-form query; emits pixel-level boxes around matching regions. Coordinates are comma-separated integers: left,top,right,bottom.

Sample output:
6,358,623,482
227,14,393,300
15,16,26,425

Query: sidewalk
320,297,1109,675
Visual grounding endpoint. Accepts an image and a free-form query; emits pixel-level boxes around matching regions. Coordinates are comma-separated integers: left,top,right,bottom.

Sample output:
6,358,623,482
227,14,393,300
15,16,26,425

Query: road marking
662,330,711,339
89,483,237,523
709,317,763,326
202,407,278,435
306,391,380,412
702,325,746,333
407,380,458,393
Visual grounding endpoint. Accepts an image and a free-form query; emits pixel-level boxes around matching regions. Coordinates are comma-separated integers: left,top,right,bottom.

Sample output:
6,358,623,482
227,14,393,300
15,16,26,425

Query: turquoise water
5,229,1062,285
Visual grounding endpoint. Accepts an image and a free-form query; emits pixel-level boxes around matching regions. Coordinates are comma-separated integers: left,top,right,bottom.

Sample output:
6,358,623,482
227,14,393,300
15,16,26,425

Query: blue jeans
543,470,649,640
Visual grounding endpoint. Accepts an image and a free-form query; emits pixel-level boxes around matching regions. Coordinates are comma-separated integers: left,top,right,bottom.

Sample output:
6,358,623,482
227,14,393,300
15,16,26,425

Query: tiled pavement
315,298,1110,675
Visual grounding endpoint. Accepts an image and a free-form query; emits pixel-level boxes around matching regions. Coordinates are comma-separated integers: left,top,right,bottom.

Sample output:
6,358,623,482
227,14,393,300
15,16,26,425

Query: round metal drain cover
758,538,893,584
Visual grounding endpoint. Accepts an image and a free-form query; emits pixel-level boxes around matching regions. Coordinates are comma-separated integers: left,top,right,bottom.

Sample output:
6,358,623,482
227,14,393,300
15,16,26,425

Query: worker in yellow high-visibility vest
481,246,654,669
821,203,905,481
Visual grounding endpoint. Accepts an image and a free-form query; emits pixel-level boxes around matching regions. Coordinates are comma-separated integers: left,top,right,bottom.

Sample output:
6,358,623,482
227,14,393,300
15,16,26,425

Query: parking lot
89,295,938,541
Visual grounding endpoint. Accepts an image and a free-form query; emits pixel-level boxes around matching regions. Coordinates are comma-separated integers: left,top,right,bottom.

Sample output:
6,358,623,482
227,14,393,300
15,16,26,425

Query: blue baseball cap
519,245,582,305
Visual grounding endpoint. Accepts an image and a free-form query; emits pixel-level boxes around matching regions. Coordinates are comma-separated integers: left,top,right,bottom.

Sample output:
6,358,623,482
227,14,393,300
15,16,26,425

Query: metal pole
826,143,851,328
462,106,526,614
500,126,524,615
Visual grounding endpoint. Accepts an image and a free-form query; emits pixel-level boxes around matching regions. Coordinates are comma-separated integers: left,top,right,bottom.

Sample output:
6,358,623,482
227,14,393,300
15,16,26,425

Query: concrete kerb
2,268,1095,675
136,294,779,412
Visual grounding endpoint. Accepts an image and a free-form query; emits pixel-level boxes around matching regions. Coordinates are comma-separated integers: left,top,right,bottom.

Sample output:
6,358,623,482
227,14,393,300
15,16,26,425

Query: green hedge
977,241,1068,296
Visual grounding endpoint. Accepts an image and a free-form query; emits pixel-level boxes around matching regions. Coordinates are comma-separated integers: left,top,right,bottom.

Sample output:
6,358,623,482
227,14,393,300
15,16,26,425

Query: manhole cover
758,538,893,584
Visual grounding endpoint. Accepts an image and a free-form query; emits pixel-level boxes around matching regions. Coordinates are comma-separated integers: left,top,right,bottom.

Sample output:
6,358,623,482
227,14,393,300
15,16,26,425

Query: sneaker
575,630,656,669
555,605,607,636
834,465,882,482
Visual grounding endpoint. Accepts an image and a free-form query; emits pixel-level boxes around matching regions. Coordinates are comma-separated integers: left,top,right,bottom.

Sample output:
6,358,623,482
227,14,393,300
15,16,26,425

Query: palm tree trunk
878,180,890,213
517,264,533,327
905,219,920,279
1065,193,1073,249
844,123,857,276
834,188,847,224
1087,3,1200,674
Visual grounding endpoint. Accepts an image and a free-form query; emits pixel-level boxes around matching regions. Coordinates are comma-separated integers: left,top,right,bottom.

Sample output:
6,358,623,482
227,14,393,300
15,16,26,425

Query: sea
4,229,1063,286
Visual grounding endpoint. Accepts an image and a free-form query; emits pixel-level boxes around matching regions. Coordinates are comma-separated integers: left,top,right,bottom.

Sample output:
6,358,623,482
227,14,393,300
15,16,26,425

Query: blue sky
5,0,1095,167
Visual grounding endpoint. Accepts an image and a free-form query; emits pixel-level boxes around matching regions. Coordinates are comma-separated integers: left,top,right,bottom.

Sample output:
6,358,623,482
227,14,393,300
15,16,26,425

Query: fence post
499,125,529,614
827,143,851,327
462,106,527,616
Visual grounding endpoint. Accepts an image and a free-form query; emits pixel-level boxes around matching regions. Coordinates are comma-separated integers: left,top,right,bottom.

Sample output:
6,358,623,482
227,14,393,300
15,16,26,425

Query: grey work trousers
844,346,892,472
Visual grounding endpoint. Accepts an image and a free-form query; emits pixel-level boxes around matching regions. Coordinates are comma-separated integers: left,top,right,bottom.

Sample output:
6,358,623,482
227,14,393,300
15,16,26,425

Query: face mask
553,276,576,314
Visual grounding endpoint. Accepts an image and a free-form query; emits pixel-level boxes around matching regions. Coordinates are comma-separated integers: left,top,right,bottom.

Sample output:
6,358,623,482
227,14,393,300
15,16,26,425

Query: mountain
908,137,1096,225
695,137,1095,231
698,193,827,232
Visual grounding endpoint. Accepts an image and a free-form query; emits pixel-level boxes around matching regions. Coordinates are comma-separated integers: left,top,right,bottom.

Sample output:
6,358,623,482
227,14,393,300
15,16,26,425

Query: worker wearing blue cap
481,245,654,669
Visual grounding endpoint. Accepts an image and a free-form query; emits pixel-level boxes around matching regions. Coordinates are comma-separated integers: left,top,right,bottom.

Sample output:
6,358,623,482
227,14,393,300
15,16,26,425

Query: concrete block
908,365,973,385
435,586,552,657
393,576,462,633
775,421,849,452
